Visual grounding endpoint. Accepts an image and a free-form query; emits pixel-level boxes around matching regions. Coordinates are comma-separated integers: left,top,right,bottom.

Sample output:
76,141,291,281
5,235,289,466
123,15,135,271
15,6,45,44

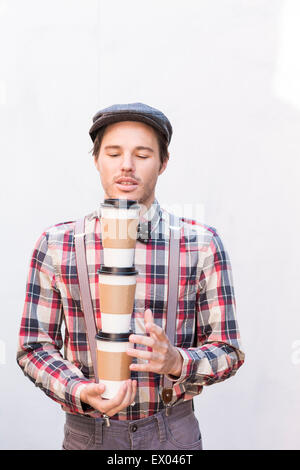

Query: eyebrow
104,145,154,153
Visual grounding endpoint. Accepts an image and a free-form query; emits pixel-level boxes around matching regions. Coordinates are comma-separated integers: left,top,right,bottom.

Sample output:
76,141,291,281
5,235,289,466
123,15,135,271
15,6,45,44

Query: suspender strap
162,213,181,403
74,217,99,382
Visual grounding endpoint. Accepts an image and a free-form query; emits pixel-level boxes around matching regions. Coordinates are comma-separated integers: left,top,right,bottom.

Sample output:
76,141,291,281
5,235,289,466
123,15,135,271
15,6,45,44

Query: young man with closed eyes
17,102,245,450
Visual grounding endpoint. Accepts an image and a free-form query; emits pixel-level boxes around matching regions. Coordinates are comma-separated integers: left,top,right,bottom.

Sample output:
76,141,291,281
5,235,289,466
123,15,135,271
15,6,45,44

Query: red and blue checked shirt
17,198,245,420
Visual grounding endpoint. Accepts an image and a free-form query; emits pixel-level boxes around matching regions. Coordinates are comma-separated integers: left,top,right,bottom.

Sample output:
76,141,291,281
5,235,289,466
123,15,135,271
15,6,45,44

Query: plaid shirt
17,198,245,420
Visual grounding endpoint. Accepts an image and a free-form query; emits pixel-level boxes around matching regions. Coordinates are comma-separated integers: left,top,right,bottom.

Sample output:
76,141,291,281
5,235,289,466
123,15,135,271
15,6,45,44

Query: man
17,102,245,450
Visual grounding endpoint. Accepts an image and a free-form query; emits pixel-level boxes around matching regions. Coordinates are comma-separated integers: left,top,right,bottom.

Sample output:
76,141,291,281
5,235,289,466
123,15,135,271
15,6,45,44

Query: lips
115,177,138,185
115,177,139,192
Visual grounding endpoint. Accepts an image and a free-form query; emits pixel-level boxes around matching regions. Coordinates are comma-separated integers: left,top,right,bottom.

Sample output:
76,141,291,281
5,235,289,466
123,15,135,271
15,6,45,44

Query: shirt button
131,424,138,432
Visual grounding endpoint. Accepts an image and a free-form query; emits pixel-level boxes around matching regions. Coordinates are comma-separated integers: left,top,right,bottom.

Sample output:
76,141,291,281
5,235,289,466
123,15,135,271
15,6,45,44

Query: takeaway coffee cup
98,266,138,333
95,330,132,399
100,198,140,267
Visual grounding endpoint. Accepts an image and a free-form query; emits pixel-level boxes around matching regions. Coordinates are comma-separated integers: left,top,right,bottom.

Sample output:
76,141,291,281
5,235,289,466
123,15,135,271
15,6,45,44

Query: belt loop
155,411,167,443
95,418,103,445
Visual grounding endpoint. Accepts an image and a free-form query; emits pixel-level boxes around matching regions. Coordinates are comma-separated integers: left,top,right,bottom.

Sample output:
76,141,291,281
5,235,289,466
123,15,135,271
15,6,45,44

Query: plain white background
1,0,300,450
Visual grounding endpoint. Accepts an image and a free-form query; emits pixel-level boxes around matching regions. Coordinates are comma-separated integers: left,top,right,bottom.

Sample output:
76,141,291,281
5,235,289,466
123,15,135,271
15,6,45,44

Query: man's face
94,121,168,210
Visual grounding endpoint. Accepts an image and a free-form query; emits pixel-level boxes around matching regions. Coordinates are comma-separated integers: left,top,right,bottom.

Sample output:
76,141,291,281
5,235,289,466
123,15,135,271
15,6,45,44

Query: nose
120,152,135,173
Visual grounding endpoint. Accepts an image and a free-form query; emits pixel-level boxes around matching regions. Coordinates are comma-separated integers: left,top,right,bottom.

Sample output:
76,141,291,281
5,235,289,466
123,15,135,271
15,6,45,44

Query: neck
139,195,156,217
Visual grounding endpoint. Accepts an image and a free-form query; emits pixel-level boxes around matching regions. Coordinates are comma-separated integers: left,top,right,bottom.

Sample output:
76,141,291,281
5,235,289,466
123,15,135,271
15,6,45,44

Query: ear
158,155,169,176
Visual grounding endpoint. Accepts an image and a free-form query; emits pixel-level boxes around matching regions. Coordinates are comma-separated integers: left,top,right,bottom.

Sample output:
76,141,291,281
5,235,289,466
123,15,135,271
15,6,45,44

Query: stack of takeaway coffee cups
95,198,140,399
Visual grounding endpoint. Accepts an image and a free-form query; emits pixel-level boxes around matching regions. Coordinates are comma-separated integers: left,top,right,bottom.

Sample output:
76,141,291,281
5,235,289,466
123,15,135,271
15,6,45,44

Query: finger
100,381,128,414
130,380,137,405
127,348,163,362
144,309,166,341
121,379,133,406
144,308,154,329
107,380,134,416
145,321,166,341
130,360,161,373
129,334,155,349
129,333,168,356
125,379,137,407
127,347,152,360
89,382,106,396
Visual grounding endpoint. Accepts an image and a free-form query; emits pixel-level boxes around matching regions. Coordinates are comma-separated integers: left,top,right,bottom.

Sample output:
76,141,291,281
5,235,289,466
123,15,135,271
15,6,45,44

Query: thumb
89,382,105,396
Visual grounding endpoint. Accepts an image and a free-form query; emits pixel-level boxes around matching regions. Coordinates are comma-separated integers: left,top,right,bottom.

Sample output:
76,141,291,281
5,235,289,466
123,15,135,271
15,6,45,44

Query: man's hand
127,309,183,377
80,379,137,417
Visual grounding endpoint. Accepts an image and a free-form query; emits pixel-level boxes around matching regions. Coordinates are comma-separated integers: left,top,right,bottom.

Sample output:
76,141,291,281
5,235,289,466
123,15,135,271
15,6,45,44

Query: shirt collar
137,198,161,243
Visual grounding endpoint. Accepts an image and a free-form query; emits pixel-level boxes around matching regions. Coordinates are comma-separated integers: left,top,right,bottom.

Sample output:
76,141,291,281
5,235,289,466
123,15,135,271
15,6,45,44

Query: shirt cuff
165,347,208,386
165,347,190,384
65,378,93,415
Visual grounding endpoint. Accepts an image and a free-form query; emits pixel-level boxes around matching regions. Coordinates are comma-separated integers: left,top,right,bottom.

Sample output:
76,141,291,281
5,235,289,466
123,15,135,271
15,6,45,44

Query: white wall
1,0,299,450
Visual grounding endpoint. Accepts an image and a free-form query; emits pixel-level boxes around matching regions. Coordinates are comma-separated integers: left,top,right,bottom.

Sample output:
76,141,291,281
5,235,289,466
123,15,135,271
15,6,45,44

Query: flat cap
89,102,173,145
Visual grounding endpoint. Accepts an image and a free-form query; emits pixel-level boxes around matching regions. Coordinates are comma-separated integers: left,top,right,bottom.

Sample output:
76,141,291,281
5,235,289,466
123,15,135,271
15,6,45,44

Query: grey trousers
62,400,202,450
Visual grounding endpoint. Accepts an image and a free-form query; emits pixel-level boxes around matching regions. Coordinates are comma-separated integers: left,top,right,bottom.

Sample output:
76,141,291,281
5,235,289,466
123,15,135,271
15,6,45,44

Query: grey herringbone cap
89,102,173,145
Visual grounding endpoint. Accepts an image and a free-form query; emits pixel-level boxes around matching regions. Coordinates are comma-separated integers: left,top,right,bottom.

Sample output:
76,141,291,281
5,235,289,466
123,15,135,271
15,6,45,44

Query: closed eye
108,154,149,158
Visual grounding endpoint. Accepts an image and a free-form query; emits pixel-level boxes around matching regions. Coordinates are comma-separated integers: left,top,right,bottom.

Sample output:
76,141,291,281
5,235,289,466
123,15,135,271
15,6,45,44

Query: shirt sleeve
166,229,245,388
16,231,92,415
